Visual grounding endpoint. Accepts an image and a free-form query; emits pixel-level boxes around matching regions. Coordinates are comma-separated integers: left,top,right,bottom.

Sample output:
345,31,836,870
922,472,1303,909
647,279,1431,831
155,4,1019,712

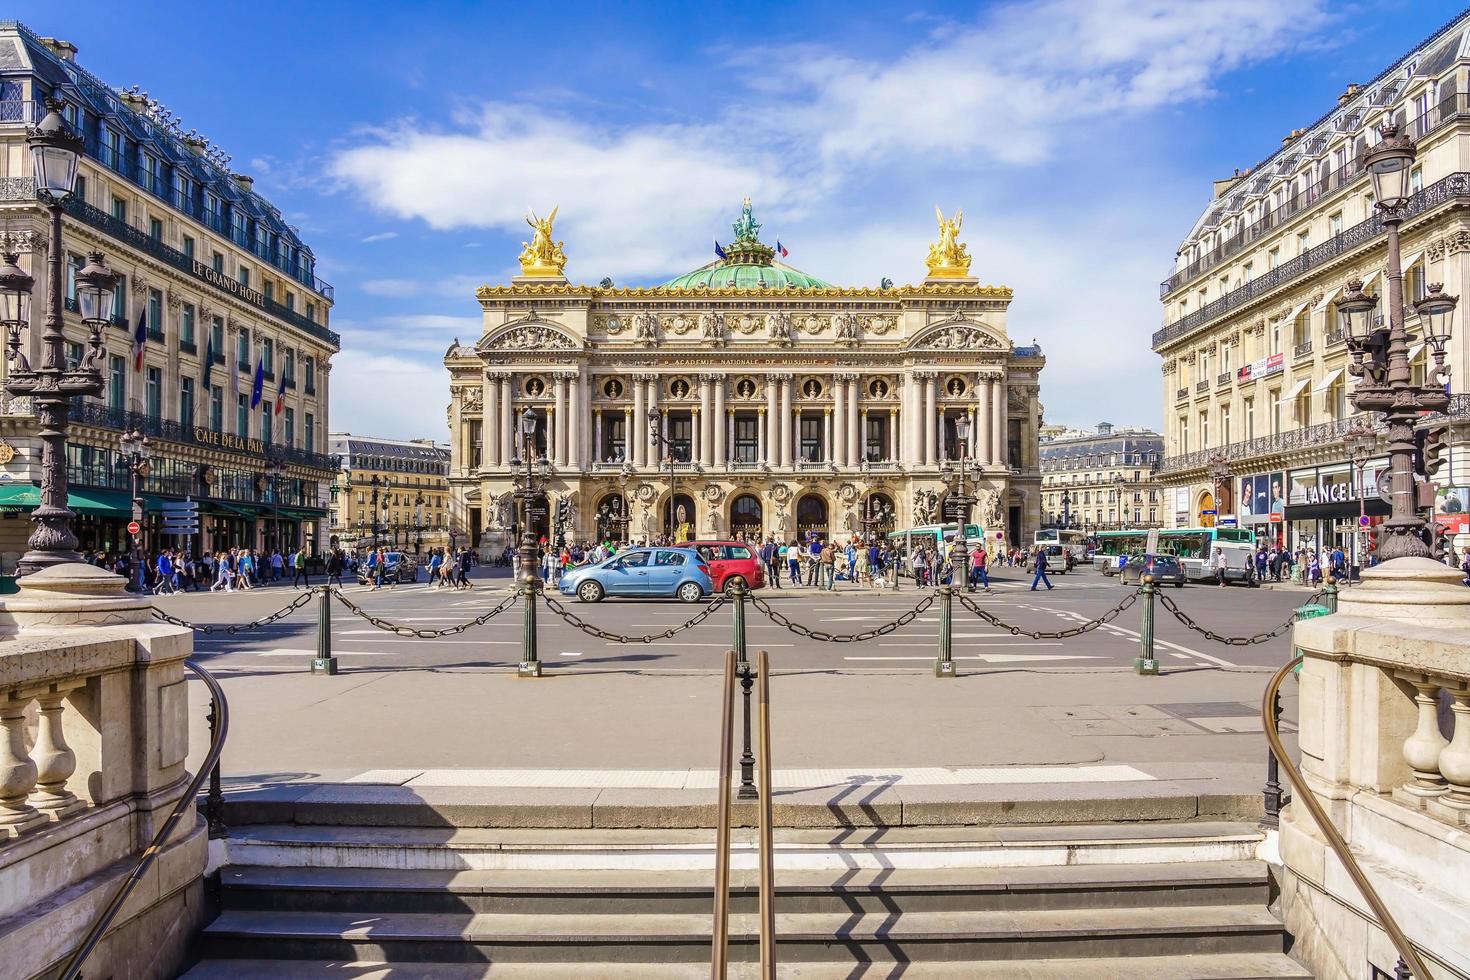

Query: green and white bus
1093,526,1255,580
1035,528,1088,573
886,523,984,580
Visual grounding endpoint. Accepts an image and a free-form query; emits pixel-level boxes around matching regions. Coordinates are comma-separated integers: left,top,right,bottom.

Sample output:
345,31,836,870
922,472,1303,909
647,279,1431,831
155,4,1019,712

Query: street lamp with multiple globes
0,98,117,575
513,407,550,677
1344,423,1379,579
118,429,151,593
648,408,677,541
943,415,981,591
1337,121,1458,561
1207,454,1230,529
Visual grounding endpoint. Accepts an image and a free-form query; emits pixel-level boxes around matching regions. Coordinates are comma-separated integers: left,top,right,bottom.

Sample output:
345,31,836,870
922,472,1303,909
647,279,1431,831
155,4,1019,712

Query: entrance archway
730,494,763,540
796,493,829,541
665,492,697,541
1198,491,1217,528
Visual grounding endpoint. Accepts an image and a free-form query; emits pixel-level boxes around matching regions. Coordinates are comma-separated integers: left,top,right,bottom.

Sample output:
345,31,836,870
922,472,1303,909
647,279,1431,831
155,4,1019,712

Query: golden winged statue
925,205,972,279
519,206,568,277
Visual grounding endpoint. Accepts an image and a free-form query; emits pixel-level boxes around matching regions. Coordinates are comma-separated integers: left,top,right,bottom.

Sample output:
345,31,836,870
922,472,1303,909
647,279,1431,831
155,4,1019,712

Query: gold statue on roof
519,206,568,277
925,206,972,279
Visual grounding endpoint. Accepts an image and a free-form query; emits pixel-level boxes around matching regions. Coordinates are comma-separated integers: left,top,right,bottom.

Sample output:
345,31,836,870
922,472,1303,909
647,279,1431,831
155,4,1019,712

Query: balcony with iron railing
1154,170,1470,351
1160,93,1470,299
1158,394,1470,474
1325,330,1347,348
1175,387,1189,401
1217,371,1232,387
1294,340,1314,358
70,401,337,471
1195,380,1209,394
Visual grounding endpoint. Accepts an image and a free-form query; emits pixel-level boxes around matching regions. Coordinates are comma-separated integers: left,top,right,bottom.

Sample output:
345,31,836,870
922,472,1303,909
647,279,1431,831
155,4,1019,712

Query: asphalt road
166,566,1319,675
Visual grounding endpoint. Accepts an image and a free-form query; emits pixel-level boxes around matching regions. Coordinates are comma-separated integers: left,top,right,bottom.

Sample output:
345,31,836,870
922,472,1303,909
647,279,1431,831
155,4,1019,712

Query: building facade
1039,423,1165,532
328,434,451,554
1154,10,1470,562
445,201,1045,555
0,23,337,575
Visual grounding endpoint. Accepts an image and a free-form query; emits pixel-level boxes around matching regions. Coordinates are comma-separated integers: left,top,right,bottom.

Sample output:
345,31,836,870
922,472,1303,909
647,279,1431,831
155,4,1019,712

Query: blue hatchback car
559,547,713,603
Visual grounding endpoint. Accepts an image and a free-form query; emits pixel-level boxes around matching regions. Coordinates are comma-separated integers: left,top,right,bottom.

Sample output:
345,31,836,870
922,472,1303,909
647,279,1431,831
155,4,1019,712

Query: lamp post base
1133,657,1160,676
310,657,339,676
518,660,543,678
933,658,956,677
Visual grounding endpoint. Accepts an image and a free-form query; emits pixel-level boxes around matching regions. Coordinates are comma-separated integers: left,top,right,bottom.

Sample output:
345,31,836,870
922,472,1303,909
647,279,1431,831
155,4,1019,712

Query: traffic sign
1219,516,1237,527
127,521,140,535
1360,515,1371,526
1269,513,1283,523
1200,508,1217,516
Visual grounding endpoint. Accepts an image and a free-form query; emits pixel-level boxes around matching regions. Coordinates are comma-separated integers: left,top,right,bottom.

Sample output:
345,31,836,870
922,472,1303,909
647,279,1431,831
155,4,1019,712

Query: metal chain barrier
1157,590,1321,646
543,592,728,643
957,591,1138,640
749,592,935,642
332,589,520,638
150,590,315,633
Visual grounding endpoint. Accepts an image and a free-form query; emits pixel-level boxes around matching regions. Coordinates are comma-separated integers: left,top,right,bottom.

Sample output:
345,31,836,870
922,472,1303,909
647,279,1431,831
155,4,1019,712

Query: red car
687,541,766,593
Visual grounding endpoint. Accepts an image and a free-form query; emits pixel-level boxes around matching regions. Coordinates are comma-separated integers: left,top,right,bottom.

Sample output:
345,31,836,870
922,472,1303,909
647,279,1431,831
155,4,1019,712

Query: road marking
253,649,394,657
560,651,582,657
1052,612,1238,668
615,642,796,648
847,653,1096,662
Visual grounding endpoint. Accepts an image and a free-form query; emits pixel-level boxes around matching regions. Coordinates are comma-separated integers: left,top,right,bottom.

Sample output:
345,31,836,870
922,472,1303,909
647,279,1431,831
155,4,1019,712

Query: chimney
1096,422,1114,435
38,37,77,62
231,173,254,194
183,135,207,156
120,91,148,112
1337,83,1362,107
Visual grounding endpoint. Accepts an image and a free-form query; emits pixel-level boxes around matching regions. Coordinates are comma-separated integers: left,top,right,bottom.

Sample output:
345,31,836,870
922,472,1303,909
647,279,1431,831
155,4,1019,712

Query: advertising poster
1237,473,1286,517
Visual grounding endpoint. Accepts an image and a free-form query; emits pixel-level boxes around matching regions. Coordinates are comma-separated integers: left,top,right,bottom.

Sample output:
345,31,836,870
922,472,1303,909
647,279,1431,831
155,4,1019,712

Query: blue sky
12,0,1465,439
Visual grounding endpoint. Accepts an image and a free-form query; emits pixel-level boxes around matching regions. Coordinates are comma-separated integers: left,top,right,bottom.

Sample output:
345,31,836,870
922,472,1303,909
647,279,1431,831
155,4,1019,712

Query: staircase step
221,820,1264,872
183,954,1314,979
198,905,1288,962
218,860,1270,915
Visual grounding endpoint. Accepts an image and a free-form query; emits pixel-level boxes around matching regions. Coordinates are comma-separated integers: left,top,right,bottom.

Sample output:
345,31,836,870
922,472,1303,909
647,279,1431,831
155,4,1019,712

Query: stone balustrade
0,563,204,980
1284,557,1470,979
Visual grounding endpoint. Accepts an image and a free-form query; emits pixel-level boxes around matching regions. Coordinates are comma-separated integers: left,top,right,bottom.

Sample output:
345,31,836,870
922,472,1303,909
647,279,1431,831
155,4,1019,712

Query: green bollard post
732,583,757,800
518,575,542,677
733,583,748,665
1134,575,1159,675
311,583,338,675
934,583,956,677
1322,575,1339,613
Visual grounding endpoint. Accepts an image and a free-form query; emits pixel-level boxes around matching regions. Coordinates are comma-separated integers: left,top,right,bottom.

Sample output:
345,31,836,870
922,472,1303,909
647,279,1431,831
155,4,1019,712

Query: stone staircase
182,817,1310,978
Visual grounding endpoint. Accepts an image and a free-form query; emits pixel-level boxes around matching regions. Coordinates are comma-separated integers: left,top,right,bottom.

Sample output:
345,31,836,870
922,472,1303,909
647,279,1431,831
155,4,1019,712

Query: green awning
68,488,130,516
0,485,128,515
210,503,259,519
0,484,41,510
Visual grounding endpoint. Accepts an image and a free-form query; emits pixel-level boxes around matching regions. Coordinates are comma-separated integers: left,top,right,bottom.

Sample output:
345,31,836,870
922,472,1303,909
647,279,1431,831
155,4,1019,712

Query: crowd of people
496,533,1065,593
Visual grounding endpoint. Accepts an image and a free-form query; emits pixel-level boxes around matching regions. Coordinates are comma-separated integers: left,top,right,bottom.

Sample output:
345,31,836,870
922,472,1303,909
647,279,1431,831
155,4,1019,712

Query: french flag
131,308,147,371
274,376,286,416
776,240,789,259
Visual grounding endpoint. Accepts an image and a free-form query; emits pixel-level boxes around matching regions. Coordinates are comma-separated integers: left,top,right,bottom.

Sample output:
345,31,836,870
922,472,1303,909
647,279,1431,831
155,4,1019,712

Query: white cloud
359,277,424,297
329,351,450,439
360,231,399,243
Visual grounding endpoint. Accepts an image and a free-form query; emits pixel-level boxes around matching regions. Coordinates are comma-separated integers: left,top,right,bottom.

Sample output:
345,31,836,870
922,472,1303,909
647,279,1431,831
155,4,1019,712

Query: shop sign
1269,512,1283,523
1303,481,1351,505
1236,353,1284,382
193,428,267,456
192,260,266,307
1439,513,1470,535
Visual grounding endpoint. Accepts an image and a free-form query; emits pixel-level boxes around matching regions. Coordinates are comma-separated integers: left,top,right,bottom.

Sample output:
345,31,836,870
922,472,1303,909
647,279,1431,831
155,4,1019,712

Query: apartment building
328,434,452,554
0,23,338,573
1153,10,1470,560
1039,423,1165,532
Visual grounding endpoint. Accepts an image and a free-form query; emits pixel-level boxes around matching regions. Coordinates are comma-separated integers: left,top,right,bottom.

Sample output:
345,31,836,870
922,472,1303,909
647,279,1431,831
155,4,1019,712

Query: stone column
979,378,994,464
889,408,899,462
501,377,514,466
824,409,833,464
924,375,938,467
483,375,499,468
552,375,567,467
765,376,778,464
859,407,869,465
623,406,633,464
565,374,581,470
848,378,861,465
779,376,793,468
714,377,727,466
833,381,847,467
593,410,603,465
691,407,701,466
646,377,660,466
757,408,767,463
993,378,1007,467
632,377,646,468
699,376,713,467
938,403,948,461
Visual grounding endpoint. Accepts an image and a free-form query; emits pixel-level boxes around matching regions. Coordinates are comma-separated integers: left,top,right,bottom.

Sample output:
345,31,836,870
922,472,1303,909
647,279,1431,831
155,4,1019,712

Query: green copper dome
659,198,834,291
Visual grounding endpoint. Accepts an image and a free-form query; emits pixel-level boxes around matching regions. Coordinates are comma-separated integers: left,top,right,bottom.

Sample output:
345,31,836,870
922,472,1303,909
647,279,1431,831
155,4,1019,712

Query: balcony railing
1175,387,1188,401
1158,394,1470,474
1154,171,1470,350
1325,330,1346,348
53,195,340,348
1160,93,1470,299
1217,372,1232,387
1195,380,1209,394
1294,340,1314,358
72,402,336,471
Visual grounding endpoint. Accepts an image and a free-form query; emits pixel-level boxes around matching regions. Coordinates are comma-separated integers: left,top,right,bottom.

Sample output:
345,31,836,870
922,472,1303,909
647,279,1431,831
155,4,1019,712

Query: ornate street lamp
514,406,546,677
1060,487,1072,529
118,429,150,593
1207,454,1230,530
265,457,288,554
1340,122,1456,561
5,101,112,575
944,415,980,591
648,407,677,541
1344,424,1378,580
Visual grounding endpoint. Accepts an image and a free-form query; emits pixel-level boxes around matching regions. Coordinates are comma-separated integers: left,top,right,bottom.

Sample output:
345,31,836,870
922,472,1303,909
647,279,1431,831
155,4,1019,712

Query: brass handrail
711,649,736,979
755,649,775,979
1262,655,1429,978
59,659,229,980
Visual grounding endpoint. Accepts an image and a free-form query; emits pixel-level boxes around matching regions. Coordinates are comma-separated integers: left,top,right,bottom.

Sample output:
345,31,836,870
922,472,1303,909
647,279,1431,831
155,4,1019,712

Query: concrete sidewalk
188,664,1292,826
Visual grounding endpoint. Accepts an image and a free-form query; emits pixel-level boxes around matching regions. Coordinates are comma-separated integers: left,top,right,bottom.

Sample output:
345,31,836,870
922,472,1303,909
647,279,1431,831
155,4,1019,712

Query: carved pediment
910,320,1004,351
478,319,582,352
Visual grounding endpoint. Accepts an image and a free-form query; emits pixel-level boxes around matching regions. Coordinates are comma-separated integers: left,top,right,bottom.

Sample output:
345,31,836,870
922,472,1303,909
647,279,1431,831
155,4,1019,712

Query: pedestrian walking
1029,546,1053,591
291,546,311,588
972,544,992,593
1209,546,1228,587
